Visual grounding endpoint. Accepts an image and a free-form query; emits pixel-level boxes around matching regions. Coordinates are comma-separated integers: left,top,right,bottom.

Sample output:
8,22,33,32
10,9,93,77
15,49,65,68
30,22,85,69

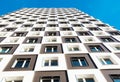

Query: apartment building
0,8,120,82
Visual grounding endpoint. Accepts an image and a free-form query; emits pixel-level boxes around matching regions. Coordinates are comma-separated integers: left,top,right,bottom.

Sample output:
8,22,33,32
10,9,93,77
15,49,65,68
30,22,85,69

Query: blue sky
0,0,120,30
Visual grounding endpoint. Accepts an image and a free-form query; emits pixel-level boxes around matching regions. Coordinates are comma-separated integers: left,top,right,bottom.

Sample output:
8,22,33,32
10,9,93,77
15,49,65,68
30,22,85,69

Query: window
44,38,57,42
32,16,39,18
67,16,73,18
40,76,60,82
44,59,58,66
22,24,33,27
8,19,16,22
4,38,19,43
71,57,88,67
47,32,56,36
69,19,77,21
23,37,42,43
77,17,85,20
111,75,120,82
2,18,9,20
12,58,30,68
68,46,80,51
65,38,77,43
115,46,120,50
89,27,101,31
40,17,47,19
12,32,27,37
26,38,38,43
49,19,57,21
4,55,37,71
100,37,115,42
21,47,34,52
6,80,22,82
89,19,98,22
0,47,12,53
81,21,91,24
41,44,62,53
49,16,57,18
14,22,24,24
4,77,23,82
45,32,60,36
58,17,65,19
77,31,92,36
89,45,104,52
0,44,18,54
78,78,94,82
36,22,46,24
59,22,69,24
62,37,80,43
15,16,21,18
100,58,113,65
28,19,37,22
45,46,57,53
96,24,108,27
84,16,91,18
2,28,16,32
61,28,73,31
66,54,96,69
87,38,93,41
32,28,45,31
21,18,28,20
85,43,110,52
72,24,84,27
0,24,8,27
47,24,58,27
108,31,120,35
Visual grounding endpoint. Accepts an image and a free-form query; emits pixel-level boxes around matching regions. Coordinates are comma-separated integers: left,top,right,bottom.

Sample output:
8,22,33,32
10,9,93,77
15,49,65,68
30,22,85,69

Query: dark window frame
60,27,73,31
108,31,120,35
14,22,24,24
85,43,110,53
98,36,118,42
22,24,33,27
65,54,96,69
96,24,108,27
33,71,68,82
4,55,37,71
88,27,102,31
0,24,8,28
81,21,92,24
76,31,93,36
101,70,120,82
0,44,18,54
72,24,84,27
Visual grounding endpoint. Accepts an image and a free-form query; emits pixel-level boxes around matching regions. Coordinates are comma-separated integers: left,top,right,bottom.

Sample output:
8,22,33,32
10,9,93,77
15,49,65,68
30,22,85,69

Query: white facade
0,8,120,82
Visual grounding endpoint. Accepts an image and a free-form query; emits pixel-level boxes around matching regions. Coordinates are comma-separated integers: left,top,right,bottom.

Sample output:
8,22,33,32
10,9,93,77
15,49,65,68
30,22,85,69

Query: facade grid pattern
0,8,120,82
